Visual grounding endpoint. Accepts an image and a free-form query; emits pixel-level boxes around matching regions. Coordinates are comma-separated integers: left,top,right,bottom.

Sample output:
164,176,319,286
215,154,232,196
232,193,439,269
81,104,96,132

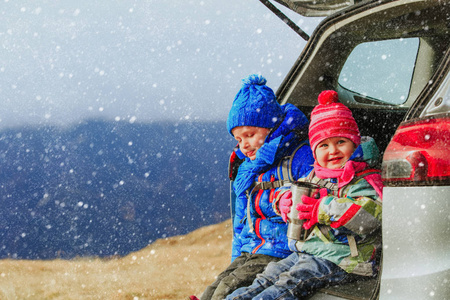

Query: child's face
232,126,270,160
315,137,356,169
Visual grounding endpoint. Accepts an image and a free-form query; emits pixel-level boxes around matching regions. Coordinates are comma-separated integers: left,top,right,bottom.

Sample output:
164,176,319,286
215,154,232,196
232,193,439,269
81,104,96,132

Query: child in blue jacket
197,75,314,300
226,90,383,300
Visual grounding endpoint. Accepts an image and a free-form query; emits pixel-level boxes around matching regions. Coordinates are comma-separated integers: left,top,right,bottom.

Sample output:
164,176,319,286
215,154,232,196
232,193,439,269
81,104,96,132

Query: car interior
277,1,450,156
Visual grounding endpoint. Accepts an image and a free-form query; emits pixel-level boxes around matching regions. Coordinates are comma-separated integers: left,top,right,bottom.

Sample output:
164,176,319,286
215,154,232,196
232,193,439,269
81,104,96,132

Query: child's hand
279,191,293,222
297,188,328,229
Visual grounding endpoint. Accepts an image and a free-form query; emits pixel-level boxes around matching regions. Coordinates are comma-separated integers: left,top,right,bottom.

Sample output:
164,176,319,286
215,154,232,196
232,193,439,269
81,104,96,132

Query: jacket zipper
251,174,275,254
252,188,266,253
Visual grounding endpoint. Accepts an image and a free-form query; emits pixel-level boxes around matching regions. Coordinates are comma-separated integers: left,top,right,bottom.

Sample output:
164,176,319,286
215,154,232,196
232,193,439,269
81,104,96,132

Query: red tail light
382,117,450,186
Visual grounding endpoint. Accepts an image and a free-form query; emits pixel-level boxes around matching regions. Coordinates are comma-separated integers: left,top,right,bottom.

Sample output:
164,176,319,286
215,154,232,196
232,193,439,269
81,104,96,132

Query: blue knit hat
227,74,283,136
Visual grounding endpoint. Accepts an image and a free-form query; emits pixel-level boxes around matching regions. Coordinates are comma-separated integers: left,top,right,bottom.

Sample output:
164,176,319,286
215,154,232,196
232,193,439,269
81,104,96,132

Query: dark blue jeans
226,252,355,300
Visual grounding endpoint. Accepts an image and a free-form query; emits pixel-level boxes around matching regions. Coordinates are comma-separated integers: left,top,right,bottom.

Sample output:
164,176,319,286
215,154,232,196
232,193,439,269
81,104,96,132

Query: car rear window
338,38,420,105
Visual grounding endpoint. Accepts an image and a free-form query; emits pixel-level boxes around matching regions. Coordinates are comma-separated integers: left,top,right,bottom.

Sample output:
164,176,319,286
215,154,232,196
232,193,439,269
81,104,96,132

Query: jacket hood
234,103,308,162
349,136,380,167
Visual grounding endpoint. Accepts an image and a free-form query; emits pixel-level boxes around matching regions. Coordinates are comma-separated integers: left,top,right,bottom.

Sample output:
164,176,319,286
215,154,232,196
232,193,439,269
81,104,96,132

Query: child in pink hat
226,90,383,300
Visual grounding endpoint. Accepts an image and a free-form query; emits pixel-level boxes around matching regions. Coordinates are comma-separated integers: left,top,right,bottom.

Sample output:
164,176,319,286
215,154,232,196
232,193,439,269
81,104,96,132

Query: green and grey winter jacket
294,137,383,276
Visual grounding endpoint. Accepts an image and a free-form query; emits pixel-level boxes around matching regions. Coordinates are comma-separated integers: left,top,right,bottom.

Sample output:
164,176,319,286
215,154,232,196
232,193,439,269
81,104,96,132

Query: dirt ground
0,219,232,300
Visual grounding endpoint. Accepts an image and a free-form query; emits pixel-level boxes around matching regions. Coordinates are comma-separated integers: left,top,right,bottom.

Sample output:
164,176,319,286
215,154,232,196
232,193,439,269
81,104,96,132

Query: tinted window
338,38,419,105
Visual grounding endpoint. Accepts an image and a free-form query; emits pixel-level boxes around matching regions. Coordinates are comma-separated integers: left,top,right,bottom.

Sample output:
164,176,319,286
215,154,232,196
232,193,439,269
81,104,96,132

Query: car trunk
273,0,449,154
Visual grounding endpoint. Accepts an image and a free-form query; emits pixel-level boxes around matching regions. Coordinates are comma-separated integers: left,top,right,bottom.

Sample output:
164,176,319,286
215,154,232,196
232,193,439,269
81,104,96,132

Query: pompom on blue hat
227,74,283,136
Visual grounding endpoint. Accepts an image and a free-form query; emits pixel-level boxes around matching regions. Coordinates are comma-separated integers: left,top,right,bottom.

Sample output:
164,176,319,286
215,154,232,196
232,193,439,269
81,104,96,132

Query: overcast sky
0,0,322,129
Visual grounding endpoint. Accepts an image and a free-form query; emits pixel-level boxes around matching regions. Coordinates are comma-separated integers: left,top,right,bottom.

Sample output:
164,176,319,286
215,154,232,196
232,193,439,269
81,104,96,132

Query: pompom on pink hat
309,90,361,155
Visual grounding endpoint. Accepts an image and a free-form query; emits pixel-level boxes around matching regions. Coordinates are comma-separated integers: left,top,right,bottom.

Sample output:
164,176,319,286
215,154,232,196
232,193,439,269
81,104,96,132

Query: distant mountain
0,120,235,259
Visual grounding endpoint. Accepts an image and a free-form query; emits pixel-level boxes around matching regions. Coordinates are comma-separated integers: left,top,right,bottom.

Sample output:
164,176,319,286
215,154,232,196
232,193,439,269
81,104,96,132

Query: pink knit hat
309,90,360,155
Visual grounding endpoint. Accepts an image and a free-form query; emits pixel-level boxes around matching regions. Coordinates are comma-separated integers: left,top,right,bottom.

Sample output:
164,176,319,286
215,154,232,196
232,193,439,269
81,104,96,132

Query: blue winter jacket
231,104,314,261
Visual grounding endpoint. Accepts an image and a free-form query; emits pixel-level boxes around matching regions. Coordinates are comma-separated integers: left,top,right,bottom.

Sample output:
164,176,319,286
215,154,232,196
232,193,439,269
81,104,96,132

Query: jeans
226,252,355,300
200,253,282,300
